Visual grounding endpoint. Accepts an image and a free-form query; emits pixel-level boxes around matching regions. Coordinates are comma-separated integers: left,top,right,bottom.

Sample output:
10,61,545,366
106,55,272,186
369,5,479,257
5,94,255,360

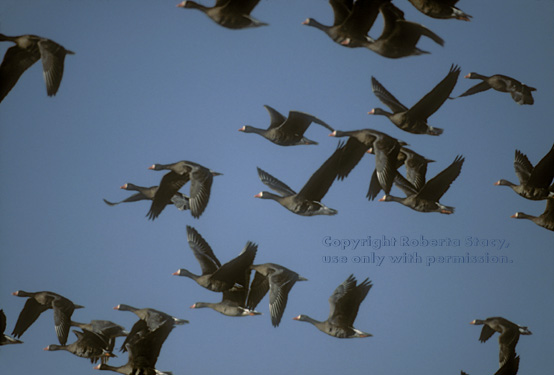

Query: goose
407,0,471,21
71,320,128,353
369,65,461,135
113,304,187,356
341,2,444,58
113,305,188,332
379,155,464,214
0,310,22,345
254,142,348,216
329,129,405,199
470,317,531,368
246,263,307,327
190,254,261,317
190,293,261,317
11,290,84,345
0,33,74,103
302,0,387,47
365,146,435,200
94,319,174,375
44,329,116,364
455,72,536,105
177,0,267,29
147,160,222,220
239,105,334,146
173,225,257,293
511,198,554,232
103,183,190,211
495,145,554,200
293,275,372,338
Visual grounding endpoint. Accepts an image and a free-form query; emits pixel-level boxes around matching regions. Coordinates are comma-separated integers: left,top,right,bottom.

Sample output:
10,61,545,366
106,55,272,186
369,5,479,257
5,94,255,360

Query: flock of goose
1,0,551,374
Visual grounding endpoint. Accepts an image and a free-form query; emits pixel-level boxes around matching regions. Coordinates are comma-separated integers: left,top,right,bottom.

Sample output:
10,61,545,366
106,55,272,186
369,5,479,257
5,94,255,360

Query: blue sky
0,0,552,374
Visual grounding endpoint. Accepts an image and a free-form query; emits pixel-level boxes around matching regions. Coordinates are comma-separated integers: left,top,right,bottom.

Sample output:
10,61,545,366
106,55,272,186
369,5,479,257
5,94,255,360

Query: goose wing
223,0,262,15
12,297,49,338
297,141,345,201
37,39,73,96
417,155,464,202
186,225,222,275
257,167,296,196
267,269,298,327
408,65,460,121
0,45,40,102
148,171,190,220
0,310,6,335
456,80,492,98
527,144,554,188
371,76,408,113
513,150,533,184
211,242,257,287
246,270,270,311
330,0,354,26
280,111,334,134
263,104,287,129
52,297,76,345
188,167,214,218
343,0,385,36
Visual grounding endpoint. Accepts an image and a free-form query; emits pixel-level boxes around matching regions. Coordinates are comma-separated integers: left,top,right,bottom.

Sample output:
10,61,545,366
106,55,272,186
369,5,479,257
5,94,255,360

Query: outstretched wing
186,225,222,275
409,65,460,121
371,76,408,113
0,45,40,102
417,155,464,202
257,167,296,196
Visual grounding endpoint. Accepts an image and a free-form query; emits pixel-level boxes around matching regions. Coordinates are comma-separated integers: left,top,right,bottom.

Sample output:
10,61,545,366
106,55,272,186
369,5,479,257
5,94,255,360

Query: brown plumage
369,65,461,135
329,128,405,199
511,198,554,232
11,290,84,345
103,183,190,211
239,105,334,146
407,0,472,21
470,317,531,369
0,33,74,102
1,310,22,345
495,144,554,200
293,275,372,338
246,263,307,327
380,155,465,214
173,226,257,293
44,329,116,364
177,0,267,29
95,314,175,375
255,142,348,216
302,0,388,47
147,160,221,220
456,72,536,105
342,2,444,58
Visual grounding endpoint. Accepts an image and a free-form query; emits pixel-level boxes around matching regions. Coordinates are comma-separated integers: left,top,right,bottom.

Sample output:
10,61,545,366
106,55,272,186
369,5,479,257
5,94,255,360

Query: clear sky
0,1,552,374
